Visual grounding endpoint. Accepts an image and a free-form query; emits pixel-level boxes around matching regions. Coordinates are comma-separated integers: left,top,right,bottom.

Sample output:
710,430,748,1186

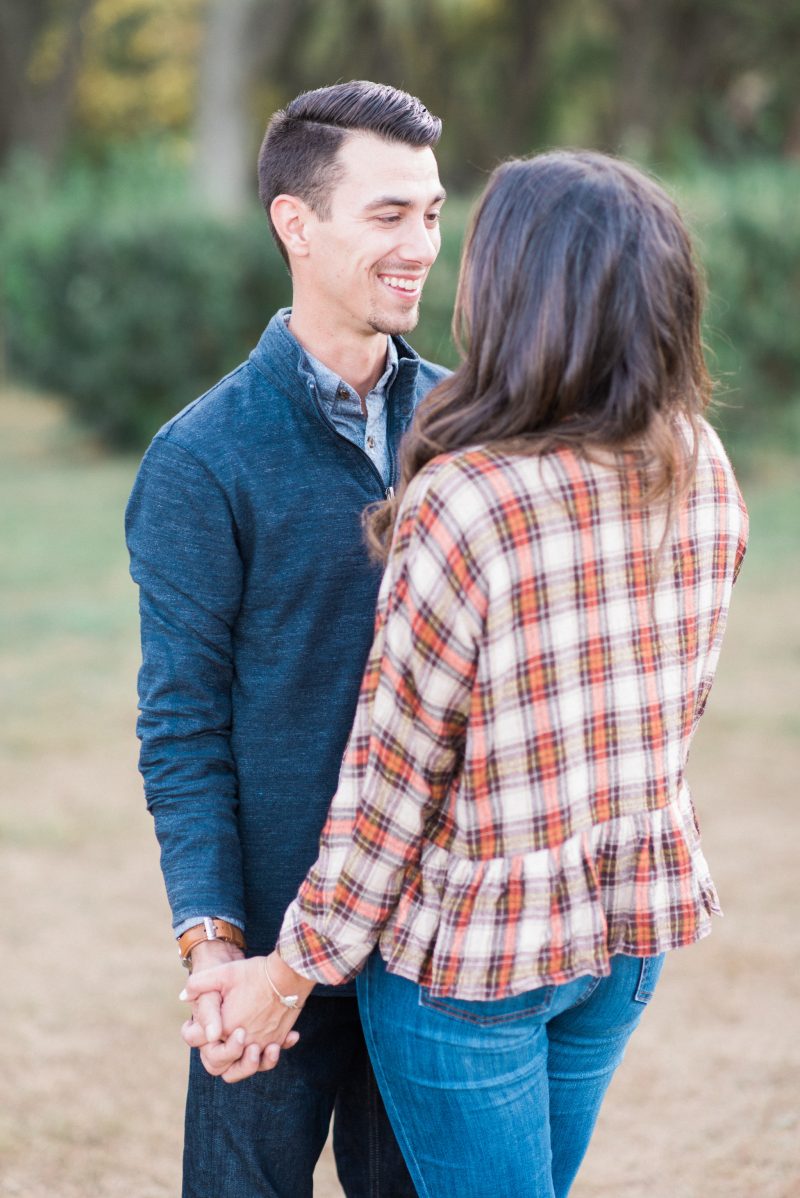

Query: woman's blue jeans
356,950,666,1198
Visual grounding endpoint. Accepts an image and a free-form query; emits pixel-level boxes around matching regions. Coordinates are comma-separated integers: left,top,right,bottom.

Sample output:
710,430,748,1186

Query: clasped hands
179,946,315,1083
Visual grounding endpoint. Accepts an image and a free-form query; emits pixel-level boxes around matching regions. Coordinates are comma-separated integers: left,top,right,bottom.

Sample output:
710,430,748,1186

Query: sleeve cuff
173,914,246,939
276,902,371,987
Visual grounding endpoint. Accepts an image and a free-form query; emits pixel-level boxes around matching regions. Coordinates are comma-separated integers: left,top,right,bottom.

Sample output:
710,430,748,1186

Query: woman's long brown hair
366,150,711,560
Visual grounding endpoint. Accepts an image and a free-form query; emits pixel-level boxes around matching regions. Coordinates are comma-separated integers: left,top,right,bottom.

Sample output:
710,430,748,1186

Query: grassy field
0,386,798,1197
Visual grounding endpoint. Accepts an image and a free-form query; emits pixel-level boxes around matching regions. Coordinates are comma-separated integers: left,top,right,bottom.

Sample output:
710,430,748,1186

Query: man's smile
378,273,425,298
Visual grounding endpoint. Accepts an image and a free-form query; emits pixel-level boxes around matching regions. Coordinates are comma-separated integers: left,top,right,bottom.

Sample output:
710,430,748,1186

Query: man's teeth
382,276,420,291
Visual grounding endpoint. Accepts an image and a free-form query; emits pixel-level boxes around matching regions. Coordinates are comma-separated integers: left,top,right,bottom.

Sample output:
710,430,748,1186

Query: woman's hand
180,1014,302,1078
180,952,315,1083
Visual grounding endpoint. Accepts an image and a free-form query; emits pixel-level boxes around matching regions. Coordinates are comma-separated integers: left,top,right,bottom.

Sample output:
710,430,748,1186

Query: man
125,80,447,1197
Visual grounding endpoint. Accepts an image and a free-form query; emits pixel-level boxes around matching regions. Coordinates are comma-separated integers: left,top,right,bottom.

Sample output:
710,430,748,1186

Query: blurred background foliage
0,0,798,458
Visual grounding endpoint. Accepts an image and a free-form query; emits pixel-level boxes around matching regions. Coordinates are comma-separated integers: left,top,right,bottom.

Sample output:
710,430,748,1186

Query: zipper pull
385,485,395,500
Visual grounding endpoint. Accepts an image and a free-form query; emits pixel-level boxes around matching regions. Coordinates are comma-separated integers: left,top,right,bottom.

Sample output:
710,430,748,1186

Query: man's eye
426,211,441,224
377,215,402,224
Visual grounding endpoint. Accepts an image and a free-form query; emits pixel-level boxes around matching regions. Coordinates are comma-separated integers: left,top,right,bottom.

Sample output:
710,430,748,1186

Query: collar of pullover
249,308,420,437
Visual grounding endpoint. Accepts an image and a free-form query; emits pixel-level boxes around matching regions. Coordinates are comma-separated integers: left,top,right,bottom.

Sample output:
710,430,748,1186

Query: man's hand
180,1006,300,1077
184,938,244,1040
180,939,254,1075
180,952,315,1083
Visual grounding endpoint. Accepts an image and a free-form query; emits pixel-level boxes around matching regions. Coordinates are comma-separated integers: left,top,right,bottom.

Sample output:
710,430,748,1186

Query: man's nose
398,218,440,266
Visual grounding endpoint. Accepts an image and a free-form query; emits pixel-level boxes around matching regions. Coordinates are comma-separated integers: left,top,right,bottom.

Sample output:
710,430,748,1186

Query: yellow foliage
75,0,204,136
27,19,73,87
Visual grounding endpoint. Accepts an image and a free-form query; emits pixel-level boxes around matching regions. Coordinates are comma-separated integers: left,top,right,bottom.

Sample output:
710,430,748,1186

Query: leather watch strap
178,917,246,964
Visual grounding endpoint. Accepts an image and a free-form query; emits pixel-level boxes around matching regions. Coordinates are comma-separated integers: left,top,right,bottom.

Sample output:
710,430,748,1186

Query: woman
184,150,748,1196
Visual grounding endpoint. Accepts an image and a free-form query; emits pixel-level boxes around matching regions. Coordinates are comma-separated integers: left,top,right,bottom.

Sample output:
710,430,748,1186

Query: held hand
180,952,314,1082
179,939,287,1076
179,939,248,1073
184,939,245,1041
180,1016,300,1073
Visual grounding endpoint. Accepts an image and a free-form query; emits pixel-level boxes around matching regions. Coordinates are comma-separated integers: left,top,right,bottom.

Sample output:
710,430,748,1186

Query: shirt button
337,386,349,399
367,435,376,449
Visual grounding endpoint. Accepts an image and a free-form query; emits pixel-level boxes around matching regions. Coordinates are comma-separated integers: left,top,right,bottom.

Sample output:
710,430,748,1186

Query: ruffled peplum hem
376,782,721,999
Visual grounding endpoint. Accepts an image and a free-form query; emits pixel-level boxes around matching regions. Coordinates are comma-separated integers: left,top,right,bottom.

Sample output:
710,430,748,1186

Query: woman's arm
278,465,487,983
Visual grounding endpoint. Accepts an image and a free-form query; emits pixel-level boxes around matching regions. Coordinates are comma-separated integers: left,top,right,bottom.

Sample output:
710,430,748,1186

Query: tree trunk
193,0,259,218
605,0,670,156
0,0,90,170
502,0,559,156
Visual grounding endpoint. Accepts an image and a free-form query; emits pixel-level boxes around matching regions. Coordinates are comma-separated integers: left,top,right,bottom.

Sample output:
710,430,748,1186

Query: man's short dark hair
258,80,442,266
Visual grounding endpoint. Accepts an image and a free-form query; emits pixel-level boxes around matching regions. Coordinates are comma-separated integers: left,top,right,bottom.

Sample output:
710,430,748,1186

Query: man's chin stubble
366,313,419,337
367,304,420,337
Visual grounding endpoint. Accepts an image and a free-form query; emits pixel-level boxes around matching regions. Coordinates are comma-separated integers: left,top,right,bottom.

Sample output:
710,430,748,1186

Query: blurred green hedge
1,149,798,456
674,161,800,457
0,149,290,446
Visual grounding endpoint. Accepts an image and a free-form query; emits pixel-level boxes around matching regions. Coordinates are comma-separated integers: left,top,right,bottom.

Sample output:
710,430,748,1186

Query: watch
178,917,246,969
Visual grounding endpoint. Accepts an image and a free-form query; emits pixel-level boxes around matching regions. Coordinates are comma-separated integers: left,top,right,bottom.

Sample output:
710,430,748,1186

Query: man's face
301,132,445,338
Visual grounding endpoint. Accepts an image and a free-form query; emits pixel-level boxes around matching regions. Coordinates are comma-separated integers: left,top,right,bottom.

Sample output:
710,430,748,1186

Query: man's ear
270,195,313,261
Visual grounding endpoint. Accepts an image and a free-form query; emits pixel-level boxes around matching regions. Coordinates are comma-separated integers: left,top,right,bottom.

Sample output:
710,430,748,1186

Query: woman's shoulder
406,443,550,504
389,447,521,570
693,417,747,504
412,443,503,482
398,444,591,547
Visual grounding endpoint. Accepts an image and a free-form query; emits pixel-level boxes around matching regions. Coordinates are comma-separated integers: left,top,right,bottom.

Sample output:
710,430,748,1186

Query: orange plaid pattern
278,421,748,998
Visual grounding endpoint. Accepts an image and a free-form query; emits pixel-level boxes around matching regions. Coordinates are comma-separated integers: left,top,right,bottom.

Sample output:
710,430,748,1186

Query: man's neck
287,306,389,401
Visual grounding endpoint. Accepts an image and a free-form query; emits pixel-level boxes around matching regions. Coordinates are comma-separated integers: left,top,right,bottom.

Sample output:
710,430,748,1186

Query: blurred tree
193,0,307,216
598,0,800,160
604,0,669,156
74,0,202,148
237,0,800,179
193,0,257,216
5,0,800,187
0,0,92,169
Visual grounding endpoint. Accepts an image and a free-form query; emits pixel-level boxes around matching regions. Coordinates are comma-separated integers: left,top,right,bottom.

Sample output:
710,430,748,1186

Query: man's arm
126,433,246,960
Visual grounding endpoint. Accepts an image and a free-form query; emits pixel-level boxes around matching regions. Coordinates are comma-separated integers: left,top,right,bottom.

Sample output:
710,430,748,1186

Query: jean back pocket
419,984,556,1026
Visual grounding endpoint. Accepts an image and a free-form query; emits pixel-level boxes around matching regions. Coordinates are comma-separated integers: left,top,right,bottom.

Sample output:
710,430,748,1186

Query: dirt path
1,390,797,1196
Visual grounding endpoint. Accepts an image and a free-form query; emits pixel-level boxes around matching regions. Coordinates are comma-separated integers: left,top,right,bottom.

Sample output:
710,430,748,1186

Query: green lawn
0,389,139,757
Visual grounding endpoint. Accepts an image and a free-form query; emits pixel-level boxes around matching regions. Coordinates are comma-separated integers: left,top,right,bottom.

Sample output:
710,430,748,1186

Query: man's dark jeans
183,995,417,1198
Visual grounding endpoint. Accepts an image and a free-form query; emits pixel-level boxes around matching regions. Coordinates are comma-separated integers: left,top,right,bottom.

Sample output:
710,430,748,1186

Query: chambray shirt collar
326,336,398,417
250,309,421,445
279,311,399,487
280,310,398,413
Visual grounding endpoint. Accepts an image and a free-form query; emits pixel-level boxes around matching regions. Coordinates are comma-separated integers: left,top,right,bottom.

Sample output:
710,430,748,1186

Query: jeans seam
209,1059,217,1189
367,1057,380,1198
634,956,659,1004
563,975,603,1013
186,1049,218,1197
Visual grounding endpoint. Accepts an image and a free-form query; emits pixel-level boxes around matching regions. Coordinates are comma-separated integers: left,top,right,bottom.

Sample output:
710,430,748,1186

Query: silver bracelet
263,957,304,1010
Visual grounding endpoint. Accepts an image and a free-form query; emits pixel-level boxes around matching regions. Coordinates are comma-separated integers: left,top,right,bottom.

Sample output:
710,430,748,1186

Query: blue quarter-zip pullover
125,310,447,994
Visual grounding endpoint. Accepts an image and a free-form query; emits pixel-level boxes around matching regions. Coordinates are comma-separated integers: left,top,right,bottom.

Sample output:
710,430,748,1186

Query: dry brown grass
1,388,797,1197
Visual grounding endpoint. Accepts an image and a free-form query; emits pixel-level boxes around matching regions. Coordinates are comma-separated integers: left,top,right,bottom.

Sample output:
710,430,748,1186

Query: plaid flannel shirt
278,420,748,998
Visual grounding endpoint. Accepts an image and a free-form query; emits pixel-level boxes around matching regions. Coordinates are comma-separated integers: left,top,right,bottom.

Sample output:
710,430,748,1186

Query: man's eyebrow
362,189,447,211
